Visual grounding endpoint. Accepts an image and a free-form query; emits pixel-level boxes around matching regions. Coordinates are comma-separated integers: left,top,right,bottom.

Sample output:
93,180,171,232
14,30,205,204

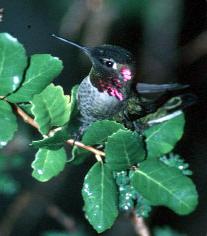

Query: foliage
130,160,197,215
31,148,67,182
82,162,118,233
31,84,70,135
114,171,151,217
160,153,192,176
144,113,185,159
0,33,198,233
0,100,17,148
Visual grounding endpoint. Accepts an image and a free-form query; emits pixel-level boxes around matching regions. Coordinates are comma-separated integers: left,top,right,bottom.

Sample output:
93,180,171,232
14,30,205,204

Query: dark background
0,0,207,235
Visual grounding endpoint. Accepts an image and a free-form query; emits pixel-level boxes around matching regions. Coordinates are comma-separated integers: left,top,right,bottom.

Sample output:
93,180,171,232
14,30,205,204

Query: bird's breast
77,76,124,124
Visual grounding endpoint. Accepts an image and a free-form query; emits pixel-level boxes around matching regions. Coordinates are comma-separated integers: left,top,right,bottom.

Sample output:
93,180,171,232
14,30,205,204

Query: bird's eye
105,60,114,68
99,58,114,68
99,58,117,69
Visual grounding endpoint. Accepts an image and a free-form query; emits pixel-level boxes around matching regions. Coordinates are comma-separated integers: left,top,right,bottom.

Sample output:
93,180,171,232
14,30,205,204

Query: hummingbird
52,34,135,129
52,34,190,130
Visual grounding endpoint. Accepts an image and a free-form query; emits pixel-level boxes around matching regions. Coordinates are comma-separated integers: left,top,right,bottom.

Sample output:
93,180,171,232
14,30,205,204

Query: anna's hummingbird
52,34,135,129
52,35,189,130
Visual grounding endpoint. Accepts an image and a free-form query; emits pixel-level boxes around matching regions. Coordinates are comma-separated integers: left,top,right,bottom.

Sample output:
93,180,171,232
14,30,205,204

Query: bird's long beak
52,34,91,56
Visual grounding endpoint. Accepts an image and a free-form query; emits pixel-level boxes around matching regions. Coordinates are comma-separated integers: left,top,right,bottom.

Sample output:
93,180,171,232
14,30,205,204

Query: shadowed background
0,0,207,235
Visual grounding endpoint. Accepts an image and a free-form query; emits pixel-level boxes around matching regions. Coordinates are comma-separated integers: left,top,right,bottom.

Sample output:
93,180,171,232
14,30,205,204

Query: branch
131,211,151,236
66,139,105,157
12,105,150,235
14,105,105,157
14,105,39,129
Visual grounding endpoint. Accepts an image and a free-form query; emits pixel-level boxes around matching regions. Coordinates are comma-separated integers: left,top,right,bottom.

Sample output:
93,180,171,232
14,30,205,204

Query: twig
47,204,76,232
14,105,105,158
14,105,39,129
66,139,105,157
131,211,151,236
11,104,150,234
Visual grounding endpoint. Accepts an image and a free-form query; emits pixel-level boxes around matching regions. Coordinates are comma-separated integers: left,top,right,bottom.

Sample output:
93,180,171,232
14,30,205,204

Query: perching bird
52,34,189,130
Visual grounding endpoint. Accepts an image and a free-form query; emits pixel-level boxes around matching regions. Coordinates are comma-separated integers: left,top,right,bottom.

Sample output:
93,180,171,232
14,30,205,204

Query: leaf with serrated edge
71,120,125,165
105,129,145,171
68,85,79,120
32,148,67,182
0,100,17,148
82,162,118,233
7,54,63,102
144,113,185,159
32,127,69,150
131,160,198,215
31,84,70,135
0,33,27,96
83,120,125,145
70,146,91,165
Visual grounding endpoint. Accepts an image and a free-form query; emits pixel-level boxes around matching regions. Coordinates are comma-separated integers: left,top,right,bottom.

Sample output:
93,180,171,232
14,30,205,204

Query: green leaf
0,33,27,96
7,54,63,102
0,100,17,148
66,85,82,137
105,130,145,171
83,120,125,145
32,148,67,182
130,160,198,215
31,84,70,135
68,85,79,121
71,120,125,165
32,127,69,150
160,153,192,176
82,162,118,233
144,113,185,159
70,146,92,165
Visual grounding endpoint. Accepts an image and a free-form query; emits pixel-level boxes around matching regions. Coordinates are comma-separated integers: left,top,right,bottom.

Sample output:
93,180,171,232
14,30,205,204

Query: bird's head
52,34,135,101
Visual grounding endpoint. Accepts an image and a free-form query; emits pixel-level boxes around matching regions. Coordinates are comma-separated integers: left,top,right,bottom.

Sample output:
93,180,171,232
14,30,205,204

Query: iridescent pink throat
97,66,132,101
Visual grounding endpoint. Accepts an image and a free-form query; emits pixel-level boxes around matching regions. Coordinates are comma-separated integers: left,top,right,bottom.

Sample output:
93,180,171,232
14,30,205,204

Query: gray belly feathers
77,76,123,127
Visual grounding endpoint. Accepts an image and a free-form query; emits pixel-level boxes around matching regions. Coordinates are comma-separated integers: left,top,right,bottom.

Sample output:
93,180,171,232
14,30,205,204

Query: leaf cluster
0,33,198,234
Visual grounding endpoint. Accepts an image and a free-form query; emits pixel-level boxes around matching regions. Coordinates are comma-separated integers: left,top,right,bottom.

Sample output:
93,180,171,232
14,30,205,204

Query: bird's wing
136,83,189,94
